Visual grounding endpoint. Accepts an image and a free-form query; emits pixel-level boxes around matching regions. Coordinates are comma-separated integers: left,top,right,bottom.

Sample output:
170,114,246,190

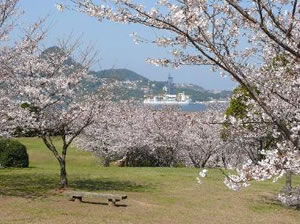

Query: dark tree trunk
284,170,292,191
103,158,110,167
221,155,227,169
200,154,212,168
188,153,200,168
60,159,68,188
42,136,69,188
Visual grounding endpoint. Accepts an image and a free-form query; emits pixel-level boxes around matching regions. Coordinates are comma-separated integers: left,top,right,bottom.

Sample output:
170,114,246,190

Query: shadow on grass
0,172,59,199
70,177,154,193
0,172,154,199
249,194,285,213
80,201,128,207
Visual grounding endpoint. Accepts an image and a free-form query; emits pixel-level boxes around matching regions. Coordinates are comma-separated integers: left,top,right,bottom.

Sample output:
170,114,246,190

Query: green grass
0,137,300,224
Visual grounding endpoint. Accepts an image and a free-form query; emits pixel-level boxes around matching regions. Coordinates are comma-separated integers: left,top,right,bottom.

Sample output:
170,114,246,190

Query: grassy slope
0,137,300,224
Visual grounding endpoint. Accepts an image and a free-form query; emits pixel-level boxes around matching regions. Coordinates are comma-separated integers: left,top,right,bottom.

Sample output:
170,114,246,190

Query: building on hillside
167,74,175,94
144,75,191,105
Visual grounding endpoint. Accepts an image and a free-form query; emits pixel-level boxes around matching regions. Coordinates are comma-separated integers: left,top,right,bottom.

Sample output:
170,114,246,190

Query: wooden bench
65,191,127,206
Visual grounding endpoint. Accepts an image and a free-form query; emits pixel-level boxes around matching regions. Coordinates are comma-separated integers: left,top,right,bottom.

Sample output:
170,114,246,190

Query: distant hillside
86,68,232,102
41,46,76,66
176,83,206,92
42,47,232,102
90,69,149,82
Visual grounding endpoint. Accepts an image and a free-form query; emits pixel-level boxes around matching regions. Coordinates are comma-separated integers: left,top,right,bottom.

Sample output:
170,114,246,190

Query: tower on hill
167,74,175,95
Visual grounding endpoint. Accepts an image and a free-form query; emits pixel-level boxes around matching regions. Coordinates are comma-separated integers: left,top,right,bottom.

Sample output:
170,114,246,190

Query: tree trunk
60,160,68,188
284,170,292,191
201,154,212,168
103,158,110,167
42,136,69,188
221,155,227,169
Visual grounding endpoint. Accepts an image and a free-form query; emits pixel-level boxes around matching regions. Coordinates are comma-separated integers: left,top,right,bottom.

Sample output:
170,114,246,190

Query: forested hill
86,68,232,102
90,69,149,82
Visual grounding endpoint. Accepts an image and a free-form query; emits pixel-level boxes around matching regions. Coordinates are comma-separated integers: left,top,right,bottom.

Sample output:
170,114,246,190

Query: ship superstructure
143,75,191,105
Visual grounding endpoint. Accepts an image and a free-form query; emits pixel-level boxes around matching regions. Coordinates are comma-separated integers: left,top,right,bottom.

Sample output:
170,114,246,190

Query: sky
17,0,237,90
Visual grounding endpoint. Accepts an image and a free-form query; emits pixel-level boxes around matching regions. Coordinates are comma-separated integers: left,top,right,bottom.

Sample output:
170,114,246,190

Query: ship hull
143,100,191,105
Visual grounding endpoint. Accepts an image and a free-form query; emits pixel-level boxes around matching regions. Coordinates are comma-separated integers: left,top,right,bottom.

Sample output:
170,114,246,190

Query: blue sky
17,0,237,90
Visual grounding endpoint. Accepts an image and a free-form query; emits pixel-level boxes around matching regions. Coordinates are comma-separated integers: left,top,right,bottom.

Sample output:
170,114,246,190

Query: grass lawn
0,137,300,224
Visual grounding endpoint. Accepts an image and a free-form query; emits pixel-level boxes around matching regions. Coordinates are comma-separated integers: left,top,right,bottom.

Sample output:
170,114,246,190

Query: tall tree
0,0,23,137
0,0,113,188
11,42,111,188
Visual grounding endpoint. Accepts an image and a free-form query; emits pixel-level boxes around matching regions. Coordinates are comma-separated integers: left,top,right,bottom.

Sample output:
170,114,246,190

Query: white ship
144,92,191,105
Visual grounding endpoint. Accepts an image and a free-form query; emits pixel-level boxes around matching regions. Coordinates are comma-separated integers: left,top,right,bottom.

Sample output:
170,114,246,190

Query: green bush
0,139,29,168
121,146,160,167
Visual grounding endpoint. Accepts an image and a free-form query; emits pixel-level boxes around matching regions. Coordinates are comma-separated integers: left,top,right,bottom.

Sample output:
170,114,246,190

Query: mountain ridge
90,68,149,82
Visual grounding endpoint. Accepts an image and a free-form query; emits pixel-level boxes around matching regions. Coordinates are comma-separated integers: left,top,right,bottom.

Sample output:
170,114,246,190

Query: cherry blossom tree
75,102,128,167
7,38,111,188
66,0,300,195
141,106,192,167
0,0,21,137
0,0,47,138
76,102,158,167
220,86,275,166
77,103,231,168
0,0,19,41
0,0,115,189
76,104,183,167
182,111,227,168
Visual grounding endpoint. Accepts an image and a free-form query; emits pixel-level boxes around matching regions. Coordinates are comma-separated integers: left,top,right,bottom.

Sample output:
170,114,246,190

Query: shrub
120,146,160,167
0,139,29,168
